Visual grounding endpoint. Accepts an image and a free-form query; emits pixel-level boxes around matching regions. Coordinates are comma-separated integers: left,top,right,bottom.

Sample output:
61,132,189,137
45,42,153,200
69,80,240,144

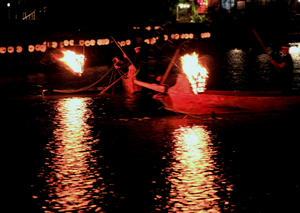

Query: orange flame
59,50,85,76
181,52,208,93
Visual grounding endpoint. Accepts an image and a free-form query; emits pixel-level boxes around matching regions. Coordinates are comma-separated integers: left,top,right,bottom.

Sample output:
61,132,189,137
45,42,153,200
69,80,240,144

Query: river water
1,41,300,213
2,92,300,213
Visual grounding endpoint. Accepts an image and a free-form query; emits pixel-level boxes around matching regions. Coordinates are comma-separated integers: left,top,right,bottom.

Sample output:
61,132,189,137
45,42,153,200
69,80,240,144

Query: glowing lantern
145,26,151,31
97,39,103,46
70,40,74,46
179,3,190,8
0,47,6,54
201,32,211,38
79,40,85,46
181,33,190,39
103,39,110,45
164,35,168,41
28,45,34,52
90,39,96,46
85,40,90,47
8,46,14,53
171,33,180,40
16,46,23,53
126,39,131,45
35,44,41,51
181,52,208,93
64,40,69,46
52,42,58,48
58,50,86,76
40,44,46,52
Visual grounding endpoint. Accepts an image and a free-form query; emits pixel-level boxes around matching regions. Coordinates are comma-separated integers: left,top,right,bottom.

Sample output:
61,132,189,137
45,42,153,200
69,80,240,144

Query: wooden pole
110,36,136,70
100,70,129,95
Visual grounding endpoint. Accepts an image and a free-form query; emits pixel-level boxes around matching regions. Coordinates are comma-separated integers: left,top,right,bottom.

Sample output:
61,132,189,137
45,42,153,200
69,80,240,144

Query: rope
42,65,114,95
100,68,130,94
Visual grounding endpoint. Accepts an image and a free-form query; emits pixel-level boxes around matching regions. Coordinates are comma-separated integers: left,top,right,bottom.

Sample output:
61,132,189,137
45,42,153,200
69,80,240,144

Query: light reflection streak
38,97,101,212
225,48,247,90
289,42,300,74
166,125,232,212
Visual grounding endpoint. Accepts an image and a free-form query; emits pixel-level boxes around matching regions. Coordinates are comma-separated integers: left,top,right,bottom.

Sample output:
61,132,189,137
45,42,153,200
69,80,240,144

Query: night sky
48,0,172,26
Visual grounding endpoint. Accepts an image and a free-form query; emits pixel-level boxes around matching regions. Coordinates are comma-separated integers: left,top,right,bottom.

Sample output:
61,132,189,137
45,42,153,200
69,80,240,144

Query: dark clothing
272,51,294,94
133,41,149,82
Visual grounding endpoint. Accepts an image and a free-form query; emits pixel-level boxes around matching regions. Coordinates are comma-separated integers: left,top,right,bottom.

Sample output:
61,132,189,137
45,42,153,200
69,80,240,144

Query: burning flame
181,52,208,93
58,50,85,76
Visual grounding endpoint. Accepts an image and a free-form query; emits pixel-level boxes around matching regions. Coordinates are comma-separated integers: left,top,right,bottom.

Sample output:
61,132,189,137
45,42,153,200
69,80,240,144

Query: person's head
281,44,290,55
136,37,143,44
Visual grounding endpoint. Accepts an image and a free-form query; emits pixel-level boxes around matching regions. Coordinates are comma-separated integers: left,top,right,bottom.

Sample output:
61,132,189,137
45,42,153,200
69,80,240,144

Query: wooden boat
132,37,300,115
134,74,300,115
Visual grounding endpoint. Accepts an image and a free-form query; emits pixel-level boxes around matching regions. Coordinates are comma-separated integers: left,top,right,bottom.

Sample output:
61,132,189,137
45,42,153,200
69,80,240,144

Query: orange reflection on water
167,125,230,212
40,98,101,212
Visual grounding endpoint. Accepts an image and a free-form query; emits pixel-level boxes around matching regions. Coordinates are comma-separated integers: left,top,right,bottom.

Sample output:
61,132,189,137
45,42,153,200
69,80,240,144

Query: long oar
252,29,280,73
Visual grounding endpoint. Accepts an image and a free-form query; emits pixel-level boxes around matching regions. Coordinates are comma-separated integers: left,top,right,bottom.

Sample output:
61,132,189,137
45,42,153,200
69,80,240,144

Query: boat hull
154,92,300,115
134,75,300,115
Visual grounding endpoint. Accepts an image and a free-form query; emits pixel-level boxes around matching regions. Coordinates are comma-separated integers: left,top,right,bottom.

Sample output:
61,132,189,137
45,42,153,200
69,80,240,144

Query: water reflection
224,48,247,90
289,42,300,72
289,43,300,88
37,97,102,212
166,125,232,212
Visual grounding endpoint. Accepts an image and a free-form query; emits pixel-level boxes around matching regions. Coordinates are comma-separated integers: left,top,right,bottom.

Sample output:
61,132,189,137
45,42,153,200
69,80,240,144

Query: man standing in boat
271,44,294,94
133,35,150,82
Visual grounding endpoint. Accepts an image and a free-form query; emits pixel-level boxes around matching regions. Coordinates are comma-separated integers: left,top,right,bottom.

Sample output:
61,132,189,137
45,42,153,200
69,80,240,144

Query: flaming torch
58,50,86,76
181,52,208,93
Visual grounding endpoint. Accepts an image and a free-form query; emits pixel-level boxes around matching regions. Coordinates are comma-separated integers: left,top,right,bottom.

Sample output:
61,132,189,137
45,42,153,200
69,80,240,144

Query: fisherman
132,35,150,82
271,44,294,94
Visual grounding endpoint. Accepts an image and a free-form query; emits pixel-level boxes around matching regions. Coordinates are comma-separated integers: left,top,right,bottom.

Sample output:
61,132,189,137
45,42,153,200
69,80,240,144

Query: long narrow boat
134,74,300,115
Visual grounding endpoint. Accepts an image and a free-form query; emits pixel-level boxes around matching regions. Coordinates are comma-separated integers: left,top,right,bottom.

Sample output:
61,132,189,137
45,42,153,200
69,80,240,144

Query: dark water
1,93,300,213
1,40,300,213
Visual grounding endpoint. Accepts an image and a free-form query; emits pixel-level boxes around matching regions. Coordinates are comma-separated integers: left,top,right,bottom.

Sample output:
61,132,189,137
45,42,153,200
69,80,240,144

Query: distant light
7,3,10,7
8,46,14,53
179,3,190,9
16,46,23,53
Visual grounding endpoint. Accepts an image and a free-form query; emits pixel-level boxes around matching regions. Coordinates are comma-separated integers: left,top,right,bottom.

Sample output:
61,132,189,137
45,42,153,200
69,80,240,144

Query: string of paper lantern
0,32,211,54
